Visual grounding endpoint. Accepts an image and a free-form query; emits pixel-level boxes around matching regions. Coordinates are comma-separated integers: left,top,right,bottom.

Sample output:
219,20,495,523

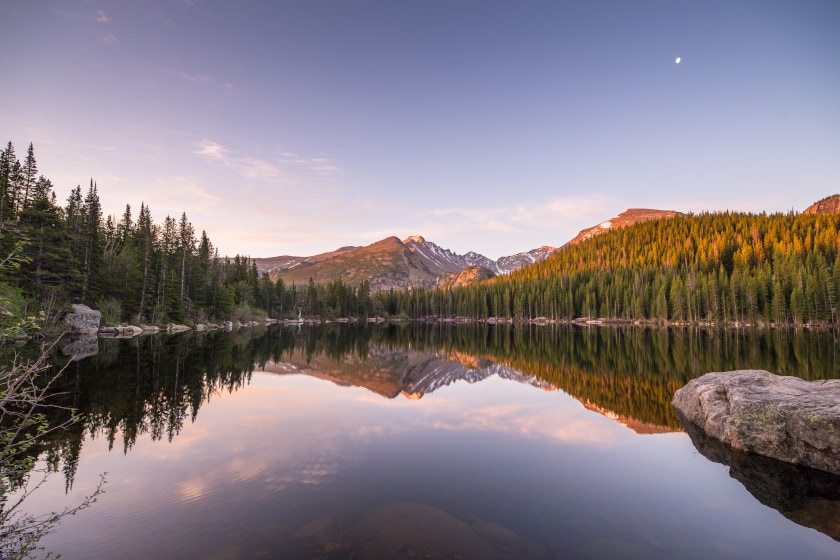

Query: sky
2,0,839,259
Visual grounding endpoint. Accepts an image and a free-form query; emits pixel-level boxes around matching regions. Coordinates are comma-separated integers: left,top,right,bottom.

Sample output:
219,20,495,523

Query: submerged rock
672,370,840,475
64,304,101,334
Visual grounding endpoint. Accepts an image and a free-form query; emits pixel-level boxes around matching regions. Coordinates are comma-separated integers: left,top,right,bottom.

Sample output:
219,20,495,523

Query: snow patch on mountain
566,209,682,246
403,236,555,275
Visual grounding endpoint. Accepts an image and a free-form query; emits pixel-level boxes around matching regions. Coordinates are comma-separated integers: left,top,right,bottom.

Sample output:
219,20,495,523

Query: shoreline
52,313,839,346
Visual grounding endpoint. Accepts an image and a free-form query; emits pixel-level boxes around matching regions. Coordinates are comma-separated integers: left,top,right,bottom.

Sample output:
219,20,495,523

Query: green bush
96,298,123,326
231,303,266,323
0,282,39,341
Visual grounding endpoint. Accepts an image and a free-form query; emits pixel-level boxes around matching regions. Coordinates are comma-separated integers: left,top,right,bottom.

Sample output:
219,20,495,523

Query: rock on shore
64,304,101,334
672,370,840,475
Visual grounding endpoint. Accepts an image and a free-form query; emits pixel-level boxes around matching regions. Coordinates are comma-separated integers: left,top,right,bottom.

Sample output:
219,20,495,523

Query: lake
10,324,840,559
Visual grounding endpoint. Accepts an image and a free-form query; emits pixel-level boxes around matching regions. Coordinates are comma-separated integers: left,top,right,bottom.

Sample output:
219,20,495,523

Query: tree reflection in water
12,323,840,549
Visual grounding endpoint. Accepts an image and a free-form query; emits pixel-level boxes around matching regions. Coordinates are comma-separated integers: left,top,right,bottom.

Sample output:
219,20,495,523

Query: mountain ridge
254,235,556,290
565,208,683,246
256,201,834,292
803,194,840,215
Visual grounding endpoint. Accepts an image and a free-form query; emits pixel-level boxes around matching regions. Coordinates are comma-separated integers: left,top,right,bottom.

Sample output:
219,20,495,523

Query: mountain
437,265,496,289
803,194,840,215
402,235,493,274
254,235,556,290
565,208,683,246
496,246,557,271
402,235,556,275
256,236,440,291
254,246,359,277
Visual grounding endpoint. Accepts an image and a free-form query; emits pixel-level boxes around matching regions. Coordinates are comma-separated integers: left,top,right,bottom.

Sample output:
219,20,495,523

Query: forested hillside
380,208,840,325
0,141,376,331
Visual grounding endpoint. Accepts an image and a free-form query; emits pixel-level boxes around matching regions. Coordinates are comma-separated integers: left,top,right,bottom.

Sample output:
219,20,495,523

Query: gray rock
672,370,840,475
99,325,143,338
64,304,101,334
116,325,143,338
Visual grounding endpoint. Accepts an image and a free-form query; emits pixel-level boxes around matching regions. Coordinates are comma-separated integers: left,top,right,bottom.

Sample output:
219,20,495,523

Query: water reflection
11,324,840,559
678,412,840,542
32,324,840,488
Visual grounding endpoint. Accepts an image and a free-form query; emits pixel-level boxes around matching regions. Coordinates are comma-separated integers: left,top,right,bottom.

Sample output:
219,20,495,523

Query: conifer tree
0,142,18,226
80,181,104,302
20,143,37,212
178,212,195,305
17,176,76,296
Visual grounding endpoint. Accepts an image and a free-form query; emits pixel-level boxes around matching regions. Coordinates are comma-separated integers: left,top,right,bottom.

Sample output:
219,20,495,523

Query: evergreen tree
0,142,18,226
20,143,37,212
17,176,76,296
80,181,104,302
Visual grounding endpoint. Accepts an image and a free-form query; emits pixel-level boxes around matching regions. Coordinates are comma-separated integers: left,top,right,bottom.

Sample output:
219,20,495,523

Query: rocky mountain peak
803,195,840,215
566,208,682,246
255,235,556,291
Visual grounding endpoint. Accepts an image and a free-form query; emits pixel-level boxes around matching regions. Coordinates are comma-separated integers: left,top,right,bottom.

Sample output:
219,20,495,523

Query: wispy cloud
429,195,616,236
279,152,342,176
195,141,285,184
94,9,109,23
100,32,119,45
194,140,342,186
177,71,234,90
195,140,229,164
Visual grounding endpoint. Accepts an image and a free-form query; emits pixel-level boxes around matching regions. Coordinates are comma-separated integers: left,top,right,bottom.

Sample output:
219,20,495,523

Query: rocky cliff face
403,236,556,275
803,194,840,215
565,208,682,246
437,265,496,289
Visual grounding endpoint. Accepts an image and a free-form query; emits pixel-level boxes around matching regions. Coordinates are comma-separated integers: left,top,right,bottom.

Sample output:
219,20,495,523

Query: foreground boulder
64,304,101,334
672,370,840,475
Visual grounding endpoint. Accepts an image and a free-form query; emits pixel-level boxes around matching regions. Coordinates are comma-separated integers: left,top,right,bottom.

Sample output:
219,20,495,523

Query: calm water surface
14,325,840,559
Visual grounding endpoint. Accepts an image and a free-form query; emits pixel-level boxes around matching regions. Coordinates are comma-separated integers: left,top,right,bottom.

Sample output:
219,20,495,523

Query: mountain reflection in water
11,324,840,559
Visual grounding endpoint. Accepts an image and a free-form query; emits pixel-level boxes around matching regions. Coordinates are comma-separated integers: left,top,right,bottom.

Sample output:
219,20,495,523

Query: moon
675,57,681,64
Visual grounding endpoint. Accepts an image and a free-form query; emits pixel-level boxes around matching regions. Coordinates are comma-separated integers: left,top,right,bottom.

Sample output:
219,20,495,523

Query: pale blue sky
2,0,839,258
